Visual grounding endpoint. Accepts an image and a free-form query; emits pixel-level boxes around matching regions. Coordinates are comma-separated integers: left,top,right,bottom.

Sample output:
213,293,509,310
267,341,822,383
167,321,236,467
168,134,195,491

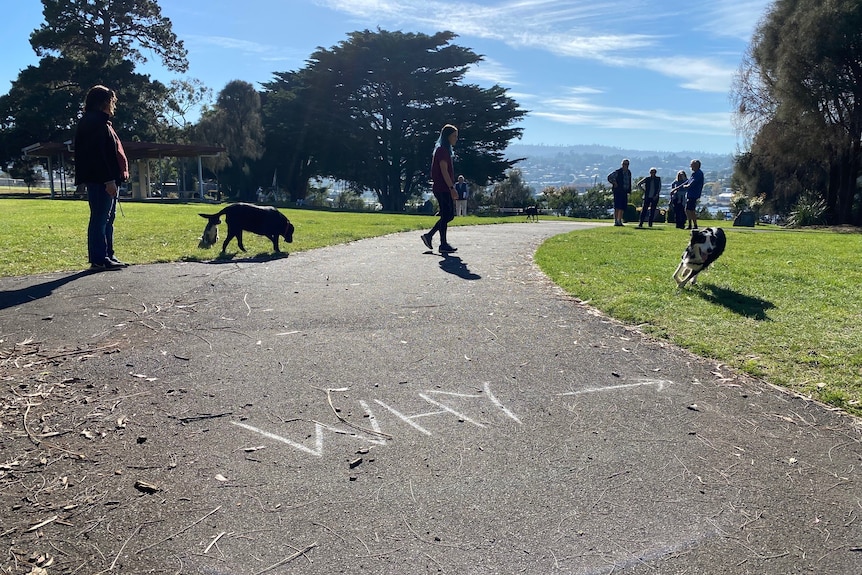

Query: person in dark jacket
74,85,129,270
636,168,662,227
670,170,688,229
681,159,705,230
607,159,631,226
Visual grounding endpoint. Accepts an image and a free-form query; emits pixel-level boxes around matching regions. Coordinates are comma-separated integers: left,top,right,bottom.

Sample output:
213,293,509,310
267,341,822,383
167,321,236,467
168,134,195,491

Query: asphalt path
1,221,860,574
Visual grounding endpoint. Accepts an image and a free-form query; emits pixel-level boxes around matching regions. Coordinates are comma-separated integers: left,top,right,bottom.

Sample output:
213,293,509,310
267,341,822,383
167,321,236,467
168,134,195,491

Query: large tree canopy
30,0,187,72
732,0,862,225
195,80,265,200
0,0,188,165
262,29,526,211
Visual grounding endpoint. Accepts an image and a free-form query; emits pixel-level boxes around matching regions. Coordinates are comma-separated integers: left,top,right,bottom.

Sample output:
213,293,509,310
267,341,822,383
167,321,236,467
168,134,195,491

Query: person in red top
74,85,129,270
421,124,459,253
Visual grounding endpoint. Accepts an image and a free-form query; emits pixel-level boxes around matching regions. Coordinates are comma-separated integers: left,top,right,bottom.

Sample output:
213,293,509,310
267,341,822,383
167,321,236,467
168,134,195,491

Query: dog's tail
199,208,227,223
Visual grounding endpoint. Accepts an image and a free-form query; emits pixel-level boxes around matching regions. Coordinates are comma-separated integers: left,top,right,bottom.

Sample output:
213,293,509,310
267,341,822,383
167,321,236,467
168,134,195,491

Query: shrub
787,191,827,227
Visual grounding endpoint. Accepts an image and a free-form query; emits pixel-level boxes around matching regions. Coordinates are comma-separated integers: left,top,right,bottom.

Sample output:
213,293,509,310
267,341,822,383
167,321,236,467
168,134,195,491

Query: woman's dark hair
84,85,116,112
435,124,458,153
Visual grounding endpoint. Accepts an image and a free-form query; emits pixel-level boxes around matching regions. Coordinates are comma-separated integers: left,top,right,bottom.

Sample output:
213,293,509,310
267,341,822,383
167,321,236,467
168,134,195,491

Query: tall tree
30,0,187,72
269,29,525,212
0,0,188,164
195,80,265,200
732,0,862,224
258,71,318,201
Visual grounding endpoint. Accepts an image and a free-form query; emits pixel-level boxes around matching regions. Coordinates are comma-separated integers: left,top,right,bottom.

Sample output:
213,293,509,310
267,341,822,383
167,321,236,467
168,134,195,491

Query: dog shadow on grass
696,284,776,320
0,270,93,311
201,252,290,265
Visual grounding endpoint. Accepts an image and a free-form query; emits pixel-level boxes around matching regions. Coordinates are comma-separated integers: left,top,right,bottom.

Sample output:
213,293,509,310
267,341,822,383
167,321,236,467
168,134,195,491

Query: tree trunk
835,145,860,225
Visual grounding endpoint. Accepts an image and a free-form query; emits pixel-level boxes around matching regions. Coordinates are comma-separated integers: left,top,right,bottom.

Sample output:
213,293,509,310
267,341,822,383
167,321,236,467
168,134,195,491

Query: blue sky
1,0,773,154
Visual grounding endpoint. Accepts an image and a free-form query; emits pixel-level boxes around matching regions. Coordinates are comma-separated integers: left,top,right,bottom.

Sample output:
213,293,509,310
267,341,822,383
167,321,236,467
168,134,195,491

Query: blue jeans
87,183,117,264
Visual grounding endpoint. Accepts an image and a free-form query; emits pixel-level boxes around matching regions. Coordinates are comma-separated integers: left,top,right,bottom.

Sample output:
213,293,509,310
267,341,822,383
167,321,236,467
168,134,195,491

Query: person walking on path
681,160,704,230
454,175,469,217
421,124,459,253
607,159,632,226
670,170,688,229
74,85,130,271
636,168,662,227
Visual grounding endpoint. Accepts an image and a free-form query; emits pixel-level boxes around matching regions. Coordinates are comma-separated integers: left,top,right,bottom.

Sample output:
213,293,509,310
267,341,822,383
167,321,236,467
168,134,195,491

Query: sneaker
421,233,433,250
107,257,129,267
439,243,458,253
90,259,123,271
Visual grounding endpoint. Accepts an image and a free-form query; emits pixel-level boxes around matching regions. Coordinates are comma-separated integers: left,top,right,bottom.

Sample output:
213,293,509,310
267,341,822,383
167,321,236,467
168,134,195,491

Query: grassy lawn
0,198,499,276
1,198,859,416
535,225,862,416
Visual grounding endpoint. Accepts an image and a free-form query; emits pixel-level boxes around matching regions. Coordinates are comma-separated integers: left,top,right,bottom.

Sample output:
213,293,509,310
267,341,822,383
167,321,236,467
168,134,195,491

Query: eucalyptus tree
732,0,862,224
194,80,265,200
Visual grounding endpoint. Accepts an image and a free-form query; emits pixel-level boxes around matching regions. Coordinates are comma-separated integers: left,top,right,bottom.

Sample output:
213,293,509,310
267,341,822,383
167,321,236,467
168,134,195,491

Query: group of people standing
607,158,704,229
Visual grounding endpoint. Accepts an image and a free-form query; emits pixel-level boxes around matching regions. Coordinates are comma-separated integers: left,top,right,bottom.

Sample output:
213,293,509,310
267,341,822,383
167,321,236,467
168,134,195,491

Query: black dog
199,203,294,253
524,206,539,222
673,227,726,287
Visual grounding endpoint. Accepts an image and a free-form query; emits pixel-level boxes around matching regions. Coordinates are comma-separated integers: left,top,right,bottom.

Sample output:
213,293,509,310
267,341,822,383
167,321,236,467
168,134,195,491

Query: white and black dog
673,227,726,287
199,203,294,253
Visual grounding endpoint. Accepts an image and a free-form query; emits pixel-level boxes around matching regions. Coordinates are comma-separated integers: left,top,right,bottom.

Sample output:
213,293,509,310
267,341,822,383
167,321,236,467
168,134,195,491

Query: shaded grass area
534,225,862,416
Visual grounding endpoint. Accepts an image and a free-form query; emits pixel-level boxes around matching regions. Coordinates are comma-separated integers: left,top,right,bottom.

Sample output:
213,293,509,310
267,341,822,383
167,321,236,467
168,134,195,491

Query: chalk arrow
557,379,671,396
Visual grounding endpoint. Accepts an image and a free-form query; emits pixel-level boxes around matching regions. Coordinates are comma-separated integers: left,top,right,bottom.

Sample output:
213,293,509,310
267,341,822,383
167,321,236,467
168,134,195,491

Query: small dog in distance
524,206,539,222
199,203,294,253
673,227,726,287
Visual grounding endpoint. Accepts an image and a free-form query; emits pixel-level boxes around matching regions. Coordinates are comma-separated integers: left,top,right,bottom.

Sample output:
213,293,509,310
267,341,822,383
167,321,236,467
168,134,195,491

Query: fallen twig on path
253,542,318,575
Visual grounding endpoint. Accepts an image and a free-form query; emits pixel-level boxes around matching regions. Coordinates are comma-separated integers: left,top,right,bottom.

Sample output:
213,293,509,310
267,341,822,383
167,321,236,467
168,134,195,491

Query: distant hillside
503,144,735,191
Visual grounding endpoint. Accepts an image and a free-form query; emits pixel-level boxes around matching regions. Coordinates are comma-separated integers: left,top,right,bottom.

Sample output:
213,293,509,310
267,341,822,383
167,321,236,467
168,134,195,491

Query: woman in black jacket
74,85,129,270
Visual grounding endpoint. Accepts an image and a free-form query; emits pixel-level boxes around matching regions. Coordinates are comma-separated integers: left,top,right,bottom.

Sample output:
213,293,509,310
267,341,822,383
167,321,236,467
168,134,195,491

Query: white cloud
700,0,773,40
532,93,733,136
316,0,756,94
189,35,273,54
465,57,519,85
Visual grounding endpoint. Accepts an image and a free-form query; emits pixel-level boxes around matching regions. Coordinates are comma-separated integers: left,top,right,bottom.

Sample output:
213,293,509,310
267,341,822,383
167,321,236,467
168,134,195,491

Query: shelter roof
22,141,224,160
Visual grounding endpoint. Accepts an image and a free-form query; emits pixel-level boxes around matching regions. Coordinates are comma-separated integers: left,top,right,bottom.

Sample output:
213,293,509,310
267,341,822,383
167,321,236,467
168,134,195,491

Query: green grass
0,199,515,276
2,199,860,416
534,225,862,416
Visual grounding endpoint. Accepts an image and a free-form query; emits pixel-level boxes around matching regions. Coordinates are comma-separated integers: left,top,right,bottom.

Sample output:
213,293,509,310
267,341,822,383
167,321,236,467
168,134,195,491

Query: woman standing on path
421,124,459,253
74,85,130,271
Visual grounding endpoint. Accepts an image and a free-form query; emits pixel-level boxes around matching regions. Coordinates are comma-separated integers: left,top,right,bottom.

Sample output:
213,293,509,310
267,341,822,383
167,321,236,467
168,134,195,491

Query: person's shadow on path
437,253,481,280
0,270,93,311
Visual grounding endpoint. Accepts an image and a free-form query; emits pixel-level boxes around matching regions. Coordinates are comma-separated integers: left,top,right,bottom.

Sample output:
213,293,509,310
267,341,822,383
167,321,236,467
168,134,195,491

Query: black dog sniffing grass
199,203,294,253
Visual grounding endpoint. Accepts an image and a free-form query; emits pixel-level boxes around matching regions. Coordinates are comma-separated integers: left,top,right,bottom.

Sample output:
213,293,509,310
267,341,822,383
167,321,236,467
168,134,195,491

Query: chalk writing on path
233,379,670,457
232,381,519,456
556,379,672,396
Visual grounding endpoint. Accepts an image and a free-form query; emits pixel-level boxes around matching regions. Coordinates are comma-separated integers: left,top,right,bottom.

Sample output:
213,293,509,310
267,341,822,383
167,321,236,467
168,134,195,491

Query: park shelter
22,140,224,199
